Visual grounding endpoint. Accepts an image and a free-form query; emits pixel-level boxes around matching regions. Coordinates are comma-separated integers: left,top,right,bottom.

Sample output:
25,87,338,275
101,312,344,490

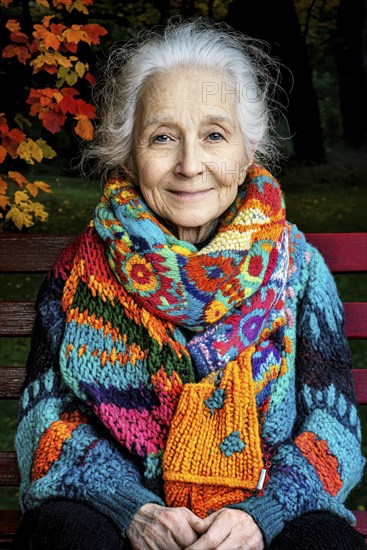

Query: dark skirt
13,499,366,550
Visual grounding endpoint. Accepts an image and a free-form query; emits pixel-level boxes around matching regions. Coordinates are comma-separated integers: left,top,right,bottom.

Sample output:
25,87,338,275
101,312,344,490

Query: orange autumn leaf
62,25,89,45
2,44,31,64
83,24,108,45
2,128,26,158
36,0,50,7
0,144,7,163
5,19,19,32
27,88,63,115
34,180,52,193
8,171,29,186
39,15,54,28
0,177,8,194
26,182,39,197
74,114,93,140
0,195,10,209
33,24,61,51
50,22,66,35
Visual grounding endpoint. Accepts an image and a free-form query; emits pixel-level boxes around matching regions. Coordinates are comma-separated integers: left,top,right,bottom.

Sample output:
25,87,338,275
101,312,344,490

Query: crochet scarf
60,164,289,517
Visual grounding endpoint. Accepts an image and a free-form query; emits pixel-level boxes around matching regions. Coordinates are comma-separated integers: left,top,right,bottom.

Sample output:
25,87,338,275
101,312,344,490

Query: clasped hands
127,503,264,550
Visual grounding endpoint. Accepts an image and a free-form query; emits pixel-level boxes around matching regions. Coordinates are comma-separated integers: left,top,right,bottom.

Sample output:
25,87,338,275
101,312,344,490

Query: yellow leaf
65,69,78,86
32,201,48,221
16,141,34,164
14,190,30,205
31,52,57,71
5,206,33,230
36,139,56,159
57,66,69,86
17,139,43,164
34,180,52,193
55,52,73,68
36,0,50,7
31,52,72,73
57,66,80,87
75,60,85,78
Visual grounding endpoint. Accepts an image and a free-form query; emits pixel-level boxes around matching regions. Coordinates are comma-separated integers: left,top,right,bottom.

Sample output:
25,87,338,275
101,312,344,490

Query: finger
185,523,228,550
185,512,207,535
215,530,264,550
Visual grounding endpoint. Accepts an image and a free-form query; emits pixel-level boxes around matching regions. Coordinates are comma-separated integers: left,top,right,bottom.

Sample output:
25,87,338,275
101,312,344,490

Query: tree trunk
336,0,367,148
226,0,325,163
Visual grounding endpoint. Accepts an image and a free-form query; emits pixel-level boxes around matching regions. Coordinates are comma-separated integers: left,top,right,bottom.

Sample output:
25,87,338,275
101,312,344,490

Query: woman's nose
174,140,203,178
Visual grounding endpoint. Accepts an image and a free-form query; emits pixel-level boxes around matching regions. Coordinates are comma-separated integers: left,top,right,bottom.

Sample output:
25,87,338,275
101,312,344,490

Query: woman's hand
184,508,264,550
127,503,205,550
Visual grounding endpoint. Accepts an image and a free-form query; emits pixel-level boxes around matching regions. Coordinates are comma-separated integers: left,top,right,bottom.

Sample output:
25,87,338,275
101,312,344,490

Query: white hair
81,18,282,182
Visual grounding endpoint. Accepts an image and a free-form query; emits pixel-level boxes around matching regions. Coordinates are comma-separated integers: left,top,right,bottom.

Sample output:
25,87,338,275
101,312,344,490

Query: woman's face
132,68,249,243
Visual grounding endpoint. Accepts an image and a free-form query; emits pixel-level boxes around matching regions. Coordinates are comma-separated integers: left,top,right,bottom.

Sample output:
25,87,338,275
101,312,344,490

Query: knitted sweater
15,189,365,546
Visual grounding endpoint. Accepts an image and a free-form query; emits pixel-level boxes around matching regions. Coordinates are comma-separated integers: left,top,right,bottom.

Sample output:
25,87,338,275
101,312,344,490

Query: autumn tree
0,0,107,230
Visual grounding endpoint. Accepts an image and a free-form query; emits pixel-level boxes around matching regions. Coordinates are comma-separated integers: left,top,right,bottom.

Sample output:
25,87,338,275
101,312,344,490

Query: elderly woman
14,19,365,550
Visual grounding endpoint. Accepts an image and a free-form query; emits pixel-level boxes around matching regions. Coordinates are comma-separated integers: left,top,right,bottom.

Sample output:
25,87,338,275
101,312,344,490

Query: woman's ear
120,160,138,185
238,161,251,186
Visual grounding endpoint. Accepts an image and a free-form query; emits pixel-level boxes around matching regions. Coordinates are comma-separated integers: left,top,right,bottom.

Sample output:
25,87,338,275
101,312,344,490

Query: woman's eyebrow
142,114,234,131
141,116,174,131
201,115,234,126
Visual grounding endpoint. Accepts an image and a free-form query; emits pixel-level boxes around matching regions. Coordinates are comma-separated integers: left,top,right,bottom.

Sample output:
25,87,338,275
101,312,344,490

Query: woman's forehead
137,69,239,126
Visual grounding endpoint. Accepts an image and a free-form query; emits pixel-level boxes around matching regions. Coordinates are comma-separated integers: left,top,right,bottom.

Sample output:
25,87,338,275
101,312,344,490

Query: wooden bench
0,232,366,548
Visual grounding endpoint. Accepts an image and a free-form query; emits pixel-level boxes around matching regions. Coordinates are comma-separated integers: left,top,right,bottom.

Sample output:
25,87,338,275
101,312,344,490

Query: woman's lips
167,189,212,200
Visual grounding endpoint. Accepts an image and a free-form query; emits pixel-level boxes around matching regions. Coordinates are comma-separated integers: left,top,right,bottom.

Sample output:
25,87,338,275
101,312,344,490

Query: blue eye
208,132,223,141
153,134,170,142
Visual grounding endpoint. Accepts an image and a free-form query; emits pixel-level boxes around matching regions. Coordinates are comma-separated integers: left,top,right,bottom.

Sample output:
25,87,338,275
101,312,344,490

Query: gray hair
81,18,282,182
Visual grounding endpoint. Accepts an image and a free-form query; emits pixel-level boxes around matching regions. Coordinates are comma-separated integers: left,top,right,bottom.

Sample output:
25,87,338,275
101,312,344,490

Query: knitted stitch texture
15,166,365,545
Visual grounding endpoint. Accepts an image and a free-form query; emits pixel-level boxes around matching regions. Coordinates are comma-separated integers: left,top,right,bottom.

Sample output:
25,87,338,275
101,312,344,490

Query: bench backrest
0,232,366,540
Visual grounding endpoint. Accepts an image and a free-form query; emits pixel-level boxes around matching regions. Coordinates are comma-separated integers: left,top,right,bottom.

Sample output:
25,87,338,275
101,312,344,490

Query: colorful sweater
15,168,365,546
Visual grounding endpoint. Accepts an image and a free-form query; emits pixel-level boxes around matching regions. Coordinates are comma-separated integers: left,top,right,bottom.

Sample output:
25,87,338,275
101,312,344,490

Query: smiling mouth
168,189,212,199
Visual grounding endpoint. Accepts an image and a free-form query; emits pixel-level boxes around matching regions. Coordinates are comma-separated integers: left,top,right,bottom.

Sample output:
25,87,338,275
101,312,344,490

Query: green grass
1,155,366,511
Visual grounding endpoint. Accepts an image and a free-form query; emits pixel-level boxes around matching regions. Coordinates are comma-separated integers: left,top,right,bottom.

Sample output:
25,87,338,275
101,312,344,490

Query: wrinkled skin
127,503,264,550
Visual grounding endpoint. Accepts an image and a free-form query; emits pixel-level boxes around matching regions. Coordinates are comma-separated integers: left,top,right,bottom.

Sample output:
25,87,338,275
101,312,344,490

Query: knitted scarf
60,164,289,517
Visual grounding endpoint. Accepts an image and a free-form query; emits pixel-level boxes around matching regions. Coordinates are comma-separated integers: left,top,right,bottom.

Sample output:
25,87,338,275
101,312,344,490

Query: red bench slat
306,233,367,273
1,301,365,339
343,302,367,339
0,234,73,273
